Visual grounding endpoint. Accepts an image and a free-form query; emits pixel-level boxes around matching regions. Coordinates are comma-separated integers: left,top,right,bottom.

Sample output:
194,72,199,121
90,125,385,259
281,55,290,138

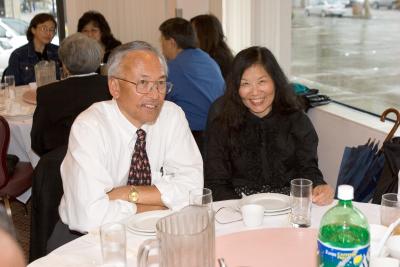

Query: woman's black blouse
204,110,326,201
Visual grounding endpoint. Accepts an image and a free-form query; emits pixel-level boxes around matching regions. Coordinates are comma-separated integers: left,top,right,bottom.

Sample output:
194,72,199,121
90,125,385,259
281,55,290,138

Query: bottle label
317,239,369,267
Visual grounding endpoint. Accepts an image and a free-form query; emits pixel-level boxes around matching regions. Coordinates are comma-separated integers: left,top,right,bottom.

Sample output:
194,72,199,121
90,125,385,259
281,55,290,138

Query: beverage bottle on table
318,185,370,267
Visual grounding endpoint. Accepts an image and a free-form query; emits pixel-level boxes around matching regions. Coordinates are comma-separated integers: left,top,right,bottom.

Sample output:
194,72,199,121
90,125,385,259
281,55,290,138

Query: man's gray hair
58,33,103,75
107,40,168,77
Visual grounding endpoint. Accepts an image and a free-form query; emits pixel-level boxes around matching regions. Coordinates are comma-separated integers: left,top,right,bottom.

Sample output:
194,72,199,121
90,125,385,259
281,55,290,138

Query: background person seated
77,10,122,64
159,17,225,154
5,13,60,85
190,14,234,81
31,33,112,156
47,41,202,251
204,46,334,205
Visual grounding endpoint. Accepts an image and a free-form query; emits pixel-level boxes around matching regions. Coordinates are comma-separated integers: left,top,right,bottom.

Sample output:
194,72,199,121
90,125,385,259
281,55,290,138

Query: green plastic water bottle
318,185,370,267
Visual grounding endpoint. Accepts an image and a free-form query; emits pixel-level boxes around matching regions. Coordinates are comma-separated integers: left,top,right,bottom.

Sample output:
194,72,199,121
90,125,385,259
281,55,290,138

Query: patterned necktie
127,129,152,185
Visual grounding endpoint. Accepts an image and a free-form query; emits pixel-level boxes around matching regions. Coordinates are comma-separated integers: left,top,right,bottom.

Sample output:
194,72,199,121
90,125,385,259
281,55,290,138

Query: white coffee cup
370,257,399,267
241,204,264,227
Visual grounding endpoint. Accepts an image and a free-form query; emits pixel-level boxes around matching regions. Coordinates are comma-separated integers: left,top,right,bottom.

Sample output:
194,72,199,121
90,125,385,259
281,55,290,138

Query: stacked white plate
126,210,173,236
238,193,291,216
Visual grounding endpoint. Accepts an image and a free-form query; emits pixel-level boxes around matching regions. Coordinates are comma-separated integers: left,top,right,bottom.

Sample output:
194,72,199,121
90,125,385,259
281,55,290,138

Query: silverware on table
218,257,227,267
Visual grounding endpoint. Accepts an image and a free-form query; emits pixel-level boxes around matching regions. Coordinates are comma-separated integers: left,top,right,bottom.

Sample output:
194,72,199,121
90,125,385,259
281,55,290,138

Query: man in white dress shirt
47,41,203,250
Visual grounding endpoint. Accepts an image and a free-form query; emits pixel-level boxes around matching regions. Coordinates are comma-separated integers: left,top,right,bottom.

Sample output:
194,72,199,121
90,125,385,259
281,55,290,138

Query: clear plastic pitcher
34,60,56,87
137,206,215,267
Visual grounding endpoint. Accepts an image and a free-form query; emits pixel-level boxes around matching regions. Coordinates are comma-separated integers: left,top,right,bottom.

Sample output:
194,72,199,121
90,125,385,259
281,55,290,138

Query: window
0,0,64,75
292,1,400,118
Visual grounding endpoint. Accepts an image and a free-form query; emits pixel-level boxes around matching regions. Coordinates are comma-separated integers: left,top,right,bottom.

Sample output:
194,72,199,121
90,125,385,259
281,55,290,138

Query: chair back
0,116,10,188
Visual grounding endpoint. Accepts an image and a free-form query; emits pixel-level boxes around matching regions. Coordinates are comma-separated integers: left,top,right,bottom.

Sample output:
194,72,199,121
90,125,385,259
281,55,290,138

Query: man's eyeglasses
113,77,173,95
37,26,57,34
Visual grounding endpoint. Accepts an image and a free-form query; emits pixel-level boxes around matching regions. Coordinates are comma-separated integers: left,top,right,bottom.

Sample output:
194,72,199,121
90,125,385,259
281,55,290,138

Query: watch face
129,190,139,203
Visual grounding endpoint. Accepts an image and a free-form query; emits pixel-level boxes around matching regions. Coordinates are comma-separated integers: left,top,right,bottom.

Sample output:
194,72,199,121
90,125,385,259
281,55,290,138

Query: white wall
64,0,221,50
223,0,292,76
176,0,208,19
64,0,176,48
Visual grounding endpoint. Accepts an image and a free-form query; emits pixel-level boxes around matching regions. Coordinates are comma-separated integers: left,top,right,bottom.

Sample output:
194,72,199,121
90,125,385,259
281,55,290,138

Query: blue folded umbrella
336,140,384,202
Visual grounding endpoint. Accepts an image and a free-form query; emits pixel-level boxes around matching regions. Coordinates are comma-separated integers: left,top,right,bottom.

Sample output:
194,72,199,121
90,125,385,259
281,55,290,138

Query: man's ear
108,78,120,99
169,38,178,49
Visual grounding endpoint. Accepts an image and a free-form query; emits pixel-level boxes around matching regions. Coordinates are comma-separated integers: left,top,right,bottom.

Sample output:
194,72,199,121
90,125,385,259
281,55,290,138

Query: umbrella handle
380,108,400,144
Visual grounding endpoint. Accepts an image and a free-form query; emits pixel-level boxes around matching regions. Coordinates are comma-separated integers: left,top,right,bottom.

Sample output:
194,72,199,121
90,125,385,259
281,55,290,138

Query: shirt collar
65,72,97,79
110,99,150,146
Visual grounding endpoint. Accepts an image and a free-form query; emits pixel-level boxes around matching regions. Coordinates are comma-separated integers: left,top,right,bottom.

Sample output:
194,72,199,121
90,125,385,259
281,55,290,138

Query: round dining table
2,85,39,168
27,199,382,267
1,85,39,203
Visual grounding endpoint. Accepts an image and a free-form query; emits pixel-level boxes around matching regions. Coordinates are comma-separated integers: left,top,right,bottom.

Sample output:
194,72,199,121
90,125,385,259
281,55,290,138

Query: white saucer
126,210,173,234
239,193,291,213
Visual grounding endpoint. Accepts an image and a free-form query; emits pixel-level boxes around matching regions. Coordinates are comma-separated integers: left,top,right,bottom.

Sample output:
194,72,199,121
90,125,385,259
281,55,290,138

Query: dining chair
29,145,67,262
0,116,33,217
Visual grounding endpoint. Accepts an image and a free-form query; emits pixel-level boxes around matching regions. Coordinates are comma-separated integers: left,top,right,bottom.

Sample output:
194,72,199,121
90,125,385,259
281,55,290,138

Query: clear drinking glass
4,75,15,99
189,188,213,209
0,82,7,98
381,193,400,235
100,223,126,267
290,178,313,228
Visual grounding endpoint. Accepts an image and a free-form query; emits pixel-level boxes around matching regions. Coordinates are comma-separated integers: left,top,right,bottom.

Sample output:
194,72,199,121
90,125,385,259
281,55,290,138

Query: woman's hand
312,184,334,206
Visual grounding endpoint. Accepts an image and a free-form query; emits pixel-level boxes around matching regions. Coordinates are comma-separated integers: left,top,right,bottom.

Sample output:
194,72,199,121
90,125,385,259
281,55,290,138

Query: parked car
305,0,346,17
371,0,397,9
0,18,29,73
0,17,28,50
0,40,13,74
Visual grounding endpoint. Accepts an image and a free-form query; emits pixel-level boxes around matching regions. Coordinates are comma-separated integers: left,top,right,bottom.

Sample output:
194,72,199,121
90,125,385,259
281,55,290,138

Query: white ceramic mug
241,204,264,227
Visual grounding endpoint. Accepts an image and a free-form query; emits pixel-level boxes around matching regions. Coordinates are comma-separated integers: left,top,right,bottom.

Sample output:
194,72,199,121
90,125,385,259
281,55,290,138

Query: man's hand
312,184,334,206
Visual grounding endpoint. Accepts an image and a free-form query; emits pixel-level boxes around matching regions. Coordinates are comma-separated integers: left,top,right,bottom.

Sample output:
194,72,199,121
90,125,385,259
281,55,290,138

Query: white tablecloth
28,200,381,267
8,118,38,167
5,85,39,168
3,85,39,203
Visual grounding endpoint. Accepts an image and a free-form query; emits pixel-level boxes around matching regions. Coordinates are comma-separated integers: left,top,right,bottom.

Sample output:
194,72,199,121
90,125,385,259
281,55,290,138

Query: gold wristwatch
128,186,139,203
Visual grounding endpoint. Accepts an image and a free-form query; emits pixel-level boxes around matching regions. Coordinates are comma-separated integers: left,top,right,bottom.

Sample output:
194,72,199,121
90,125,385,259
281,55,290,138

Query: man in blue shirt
159,17,225,154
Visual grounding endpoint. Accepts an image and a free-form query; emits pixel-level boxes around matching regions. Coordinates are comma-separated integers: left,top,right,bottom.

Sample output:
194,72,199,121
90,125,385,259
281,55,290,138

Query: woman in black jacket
204,46,333,205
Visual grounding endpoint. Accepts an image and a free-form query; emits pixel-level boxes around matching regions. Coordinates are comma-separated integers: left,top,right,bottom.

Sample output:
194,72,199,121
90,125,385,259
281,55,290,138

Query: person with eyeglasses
5,13,61,85
47,41,202,251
